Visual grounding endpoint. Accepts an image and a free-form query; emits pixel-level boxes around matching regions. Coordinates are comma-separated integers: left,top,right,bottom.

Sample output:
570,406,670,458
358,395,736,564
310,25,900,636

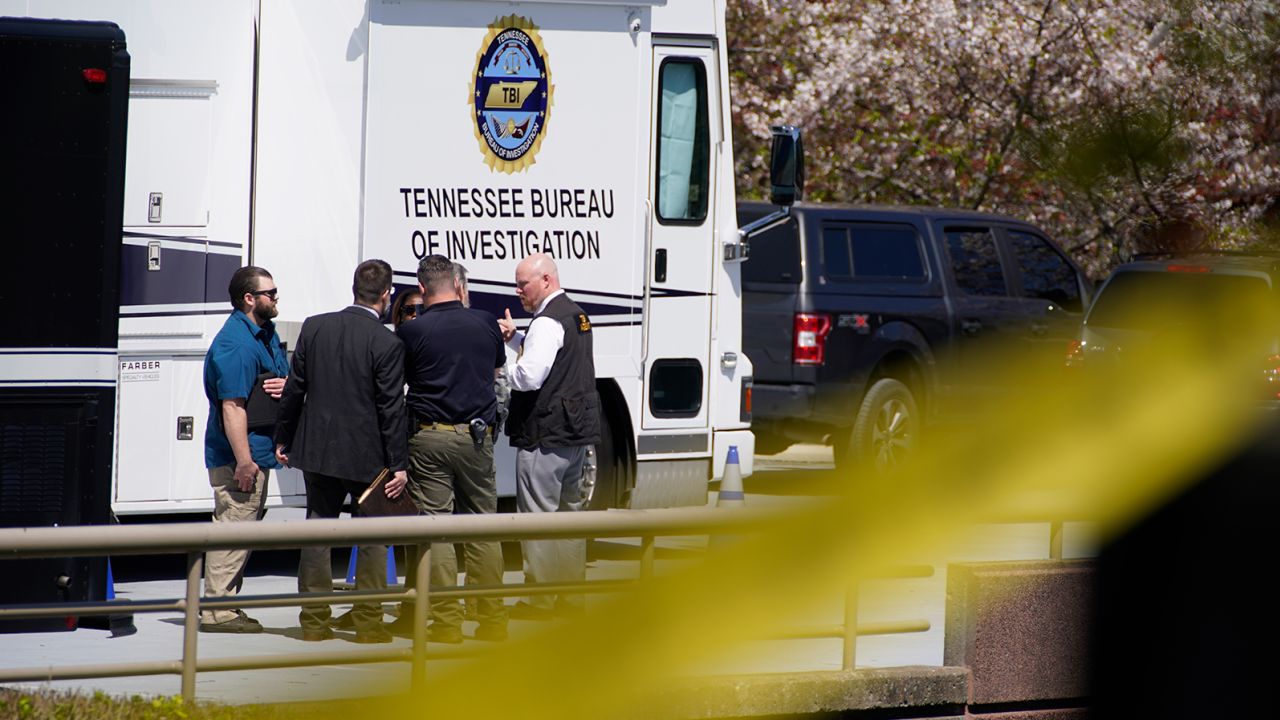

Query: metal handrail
0,506,935,700
0,506,774,558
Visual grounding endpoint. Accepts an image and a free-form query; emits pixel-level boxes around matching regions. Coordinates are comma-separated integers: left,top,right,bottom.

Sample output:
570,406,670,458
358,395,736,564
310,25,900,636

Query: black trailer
0,17,129,632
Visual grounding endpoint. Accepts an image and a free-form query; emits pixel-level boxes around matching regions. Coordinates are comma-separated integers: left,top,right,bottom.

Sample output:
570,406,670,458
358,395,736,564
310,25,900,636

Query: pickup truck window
823,224,926,280
656,58,709,224
822,227,853,278
946,227,1007,296
742,217,800,283
1009,230,1082,312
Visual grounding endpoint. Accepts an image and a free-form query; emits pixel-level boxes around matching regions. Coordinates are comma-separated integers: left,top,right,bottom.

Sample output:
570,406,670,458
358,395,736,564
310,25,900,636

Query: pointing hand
498,308,517,342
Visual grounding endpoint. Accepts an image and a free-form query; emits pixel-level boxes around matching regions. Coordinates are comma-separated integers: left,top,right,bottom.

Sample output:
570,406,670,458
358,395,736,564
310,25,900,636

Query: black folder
245,371,280,432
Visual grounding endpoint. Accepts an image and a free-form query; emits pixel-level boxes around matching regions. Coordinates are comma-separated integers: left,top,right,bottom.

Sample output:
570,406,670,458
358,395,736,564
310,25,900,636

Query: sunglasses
402,303,425,317
250,288,279,300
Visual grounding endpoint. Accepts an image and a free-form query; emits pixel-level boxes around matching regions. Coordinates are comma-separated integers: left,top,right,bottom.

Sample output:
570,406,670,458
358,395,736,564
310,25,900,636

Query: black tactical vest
506,293,602,449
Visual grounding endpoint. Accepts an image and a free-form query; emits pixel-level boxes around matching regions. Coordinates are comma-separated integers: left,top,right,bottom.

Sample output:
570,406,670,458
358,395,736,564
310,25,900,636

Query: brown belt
418,421,496,437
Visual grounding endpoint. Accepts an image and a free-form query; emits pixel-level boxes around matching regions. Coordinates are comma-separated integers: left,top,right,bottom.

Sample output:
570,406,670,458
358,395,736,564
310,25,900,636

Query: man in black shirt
394,254,508,643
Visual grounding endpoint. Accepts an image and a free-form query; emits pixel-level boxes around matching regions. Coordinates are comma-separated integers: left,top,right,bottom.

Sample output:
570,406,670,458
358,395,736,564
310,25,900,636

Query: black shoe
200,614,264,634
427,624,464,644
385,615,417,637
508,602,553,621
354,625,394,644
234,610,263,627
474,624,508,642
302,627,335,642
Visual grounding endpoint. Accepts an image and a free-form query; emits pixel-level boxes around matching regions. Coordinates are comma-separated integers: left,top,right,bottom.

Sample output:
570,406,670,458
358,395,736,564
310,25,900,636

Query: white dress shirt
505,289,566,392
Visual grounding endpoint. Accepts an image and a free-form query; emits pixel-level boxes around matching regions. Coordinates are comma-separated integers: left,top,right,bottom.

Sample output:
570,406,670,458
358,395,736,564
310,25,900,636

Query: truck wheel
842,378,918,473
588,402,634,510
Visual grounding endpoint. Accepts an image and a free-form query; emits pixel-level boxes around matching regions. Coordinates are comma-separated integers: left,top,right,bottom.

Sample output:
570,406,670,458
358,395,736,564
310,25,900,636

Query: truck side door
642,42,720,435
1002,228,1087,379
939,224,1028,409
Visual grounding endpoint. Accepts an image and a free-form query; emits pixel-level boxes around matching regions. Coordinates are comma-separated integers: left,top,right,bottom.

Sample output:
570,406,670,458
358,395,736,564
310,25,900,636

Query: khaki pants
405,424,507,631
203,464,269,624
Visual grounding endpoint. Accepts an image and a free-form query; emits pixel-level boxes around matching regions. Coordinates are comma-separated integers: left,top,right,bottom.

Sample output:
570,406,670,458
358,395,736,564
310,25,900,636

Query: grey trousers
203,464,269,624
516,445,588,610
406,424,507,630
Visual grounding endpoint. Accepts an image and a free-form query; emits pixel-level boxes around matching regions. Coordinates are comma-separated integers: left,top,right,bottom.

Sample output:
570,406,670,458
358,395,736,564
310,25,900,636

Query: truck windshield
1087,270,1272,331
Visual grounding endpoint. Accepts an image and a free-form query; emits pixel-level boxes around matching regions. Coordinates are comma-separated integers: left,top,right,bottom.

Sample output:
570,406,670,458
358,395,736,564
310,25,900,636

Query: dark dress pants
299,471,387,633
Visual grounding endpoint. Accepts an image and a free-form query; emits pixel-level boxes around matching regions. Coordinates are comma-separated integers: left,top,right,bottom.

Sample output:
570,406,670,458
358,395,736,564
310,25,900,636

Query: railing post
1049,520,1064,560
181,551,202,702
411,544,431,693
639,535,655,581
842,583,858,670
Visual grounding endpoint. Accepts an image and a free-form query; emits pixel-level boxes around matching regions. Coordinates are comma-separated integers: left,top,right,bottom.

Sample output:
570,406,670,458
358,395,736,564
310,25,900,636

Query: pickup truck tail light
1065,339,1085,368
793,313,832,366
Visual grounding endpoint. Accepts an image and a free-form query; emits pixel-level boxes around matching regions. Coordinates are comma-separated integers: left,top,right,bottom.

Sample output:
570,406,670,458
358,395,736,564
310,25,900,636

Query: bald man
498,254,601,620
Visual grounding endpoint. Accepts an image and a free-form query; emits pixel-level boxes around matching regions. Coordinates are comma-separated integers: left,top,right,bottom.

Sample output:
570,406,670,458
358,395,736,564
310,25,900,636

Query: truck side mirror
734,125,804,262
769,125,804,207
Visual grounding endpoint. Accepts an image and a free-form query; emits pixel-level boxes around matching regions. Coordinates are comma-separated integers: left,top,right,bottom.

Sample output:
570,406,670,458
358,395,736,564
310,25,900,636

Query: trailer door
642,42,719,433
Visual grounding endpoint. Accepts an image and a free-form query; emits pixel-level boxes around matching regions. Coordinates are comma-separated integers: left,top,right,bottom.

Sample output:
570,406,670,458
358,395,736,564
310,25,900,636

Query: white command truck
5,0,797,516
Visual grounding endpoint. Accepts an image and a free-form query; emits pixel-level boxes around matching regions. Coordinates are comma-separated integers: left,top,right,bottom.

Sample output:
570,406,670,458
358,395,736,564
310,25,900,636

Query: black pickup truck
740,201,1092,471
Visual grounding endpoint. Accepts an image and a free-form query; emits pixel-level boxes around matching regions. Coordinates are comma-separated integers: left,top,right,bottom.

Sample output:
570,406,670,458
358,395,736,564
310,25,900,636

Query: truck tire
840,378,918,473
588,402,634,510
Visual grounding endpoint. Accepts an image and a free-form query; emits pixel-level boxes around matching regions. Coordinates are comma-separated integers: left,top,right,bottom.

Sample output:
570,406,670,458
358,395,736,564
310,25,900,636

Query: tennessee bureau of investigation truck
6,0,797,516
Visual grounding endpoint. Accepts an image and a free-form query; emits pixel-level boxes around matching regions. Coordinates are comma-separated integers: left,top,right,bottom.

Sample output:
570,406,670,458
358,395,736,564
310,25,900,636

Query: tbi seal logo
470,16,554,174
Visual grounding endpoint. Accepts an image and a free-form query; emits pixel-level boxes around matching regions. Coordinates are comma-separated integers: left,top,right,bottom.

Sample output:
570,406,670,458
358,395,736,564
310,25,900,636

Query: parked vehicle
740,202,1092,471
1071,252,1280,402
0,15,129,629
1,0,793,516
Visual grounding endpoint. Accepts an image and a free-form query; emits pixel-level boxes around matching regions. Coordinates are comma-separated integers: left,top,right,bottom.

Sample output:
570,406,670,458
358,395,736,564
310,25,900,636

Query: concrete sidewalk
0,535,942,705
0,447,1097,709
0,524,1091,706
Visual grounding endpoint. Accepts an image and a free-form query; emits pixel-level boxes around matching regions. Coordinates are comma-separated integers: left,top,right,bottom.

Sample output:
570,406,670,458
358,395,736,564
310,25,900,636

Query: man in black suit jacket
274,259,408,644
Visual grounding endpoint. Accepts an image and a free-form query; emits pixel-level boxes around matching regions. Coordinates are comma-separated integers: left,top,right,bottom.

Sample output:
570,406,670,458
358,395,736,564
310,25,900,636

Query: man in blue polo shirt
201,266,290,633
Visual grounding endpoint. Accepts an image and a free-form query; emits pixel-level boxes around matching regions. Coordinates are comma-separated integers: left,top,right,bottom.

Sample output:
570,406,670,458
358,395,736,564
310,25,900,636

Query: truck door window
946,228,1007,296
822,227,853,279
656,59,709,224
1008,231,1082,312
649,359,703,417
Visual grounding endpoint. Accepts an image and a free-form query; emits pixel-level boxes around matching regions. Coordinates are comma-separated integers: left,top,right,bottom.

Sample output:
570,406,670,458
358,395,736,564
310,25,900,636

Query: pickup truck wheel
843,378,918,473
